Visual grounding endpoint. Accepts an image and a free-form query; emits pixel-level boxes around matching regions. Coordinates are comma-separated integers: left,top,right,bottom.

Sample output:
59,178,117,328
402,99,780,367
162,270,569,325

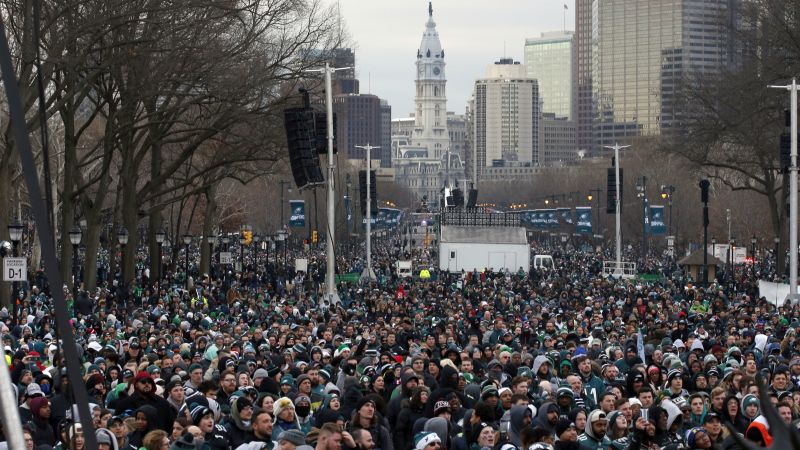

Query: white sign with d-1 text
3,257,26,281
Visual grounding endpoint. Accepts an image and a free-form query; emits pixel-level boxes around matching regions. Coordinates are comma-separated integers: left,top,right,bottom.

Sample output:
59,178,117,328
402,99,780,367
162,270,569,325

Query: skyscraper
393,2,464,202
472,58,541,178
574,0,593,155
589,0,737,153
524,31,574,120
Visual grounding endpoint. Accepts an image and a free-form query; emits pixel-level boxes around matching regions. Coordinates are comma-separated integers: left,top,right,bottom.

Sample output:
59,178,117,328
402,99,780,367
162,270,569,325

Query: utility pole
769,79,800,304
604,143,630,273
356,144,379,283
305,63,350,305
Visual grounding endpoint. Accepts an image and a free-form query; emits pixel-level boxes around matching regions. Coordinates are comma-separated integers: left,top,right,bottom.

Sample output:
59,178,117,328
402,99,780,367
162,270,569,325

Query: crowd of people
1,228,800,450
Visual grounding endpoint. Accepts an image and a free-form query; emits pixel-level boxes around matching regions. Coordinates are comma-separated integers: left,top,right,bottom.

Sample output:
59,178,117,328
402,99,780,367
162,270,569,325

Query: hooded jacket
505,405,529,448
128,405,160,449
531,401,559,434
605,410,629,450
226,397,253,449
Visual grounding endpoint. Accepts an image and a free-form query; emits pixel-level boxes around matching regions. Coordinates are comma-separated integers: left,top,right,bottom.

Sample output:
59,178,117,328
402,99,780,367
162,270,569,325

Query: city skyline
327,0,575,119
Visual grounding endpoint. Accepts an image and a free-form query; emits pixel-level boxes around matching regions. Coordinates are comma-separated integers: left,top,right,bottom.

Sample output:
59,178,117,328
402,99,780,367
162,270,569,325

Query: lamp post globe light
117,227,128,285
69,225,82,297
155,228,166,281
206,233,216,277
182,234,192,288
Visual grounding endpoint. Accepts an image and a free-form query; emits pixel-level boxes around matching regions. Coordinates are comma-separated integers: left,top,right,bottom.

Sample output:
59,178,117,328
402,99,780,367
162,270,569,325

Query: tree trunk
121,171,139,285
0,162,12,308
81,206,103,292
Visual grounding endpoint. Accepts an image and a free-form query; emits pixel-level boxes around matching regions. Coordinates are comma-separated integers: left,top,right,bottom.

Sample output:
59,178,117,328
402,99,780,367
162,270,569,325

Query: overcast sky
326,0,576,118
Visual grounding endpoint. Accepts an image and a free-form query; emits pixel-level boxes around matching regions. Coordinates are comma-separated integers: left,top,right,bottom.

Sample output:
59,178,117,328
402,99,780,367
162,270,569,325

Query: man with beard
114,371,175,434
247,409,277,449
576,410,609,450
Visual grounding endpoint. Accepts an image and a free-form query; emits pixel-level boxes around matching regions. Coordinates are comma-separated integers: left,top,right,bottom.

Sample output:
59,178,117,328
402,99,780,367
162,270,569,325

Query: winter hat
295,374,310,387
190,405,212,425
294,395,311,406
685,427,708,448
334,345,350,358
356,397,376,411
555,418,575,438
253,368,269,380
30,397,50,416
235,396,253,411
433,400,450,416
278,429,306,446
481,385,499,399
741,394,759,411
666,369,682,383
273,397,295,421
557,386,574,399
414,431,441,450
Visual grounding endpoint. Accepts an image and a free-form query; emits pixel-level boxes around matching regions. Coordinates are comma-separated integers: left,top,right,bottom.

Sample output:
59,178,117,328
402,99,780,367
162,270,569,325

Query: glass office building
590,0,738,153
524,32,574,120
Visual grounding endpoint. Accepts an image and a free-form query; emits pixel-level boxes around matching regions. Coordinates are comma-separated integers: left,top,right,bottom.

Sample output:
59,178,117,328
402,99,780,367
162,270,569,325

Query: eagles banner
289,200,305,228
649,205,666,235
545,209,559,228
376,208,389,228
575,207,592,234
557,208,573,226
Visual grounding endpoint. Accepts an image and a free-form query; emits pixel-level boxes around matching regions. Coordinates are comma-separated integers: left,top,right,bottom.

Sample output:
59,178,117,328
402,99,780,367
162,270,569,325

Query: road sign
219,252,232,264
3,257,26,281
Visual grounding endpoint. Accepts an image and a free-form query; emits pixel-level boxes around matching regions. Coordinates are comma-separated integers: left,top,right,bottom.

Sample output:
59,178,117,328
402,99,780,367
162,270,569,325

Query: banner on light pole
648,205,666,235
289,200,305,228
576,207,592,234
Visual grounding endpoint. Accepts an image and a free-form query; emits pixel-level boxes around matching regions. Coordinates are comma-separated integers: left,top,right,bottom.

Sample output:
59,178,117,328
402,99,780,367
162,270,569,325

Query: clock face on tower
433,67,441,76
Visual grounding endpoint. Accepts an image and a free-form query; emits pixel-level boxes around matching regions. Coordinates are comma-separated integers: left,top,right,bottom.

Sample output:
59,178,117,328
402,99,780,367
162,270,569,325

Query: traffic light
312,230,318,244
607,167,623,213
284,107,324,189
315,112,337,155
243,231,253,245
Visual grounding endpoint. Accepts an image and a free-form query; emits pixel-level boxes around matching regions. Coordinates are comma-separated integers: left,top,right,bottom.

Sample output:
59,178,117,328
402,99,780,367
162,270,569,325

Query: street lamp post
182,234,192,289
660,185,675,235
221,236,230,279
729,237,736,278
8,219,22,322
636,176,649,259
69,225,82,299
253,234,261,272
775,236,781,276
751,235,757,278
117,227,129,287
279,181,292,231
239,233,246,275
588,188,602,234
155,228,166,283
206,233,215,278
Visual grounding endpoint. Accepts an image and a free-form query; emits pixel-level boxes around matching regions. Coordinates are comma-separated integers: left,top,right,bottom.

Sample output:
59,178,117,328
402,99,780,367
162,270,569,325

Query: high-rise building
590,0,738,153
334,94,388,165
471,58,540,180
540,113,577,166
524,31,574,120
393,2,464,202
574,0,593,155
